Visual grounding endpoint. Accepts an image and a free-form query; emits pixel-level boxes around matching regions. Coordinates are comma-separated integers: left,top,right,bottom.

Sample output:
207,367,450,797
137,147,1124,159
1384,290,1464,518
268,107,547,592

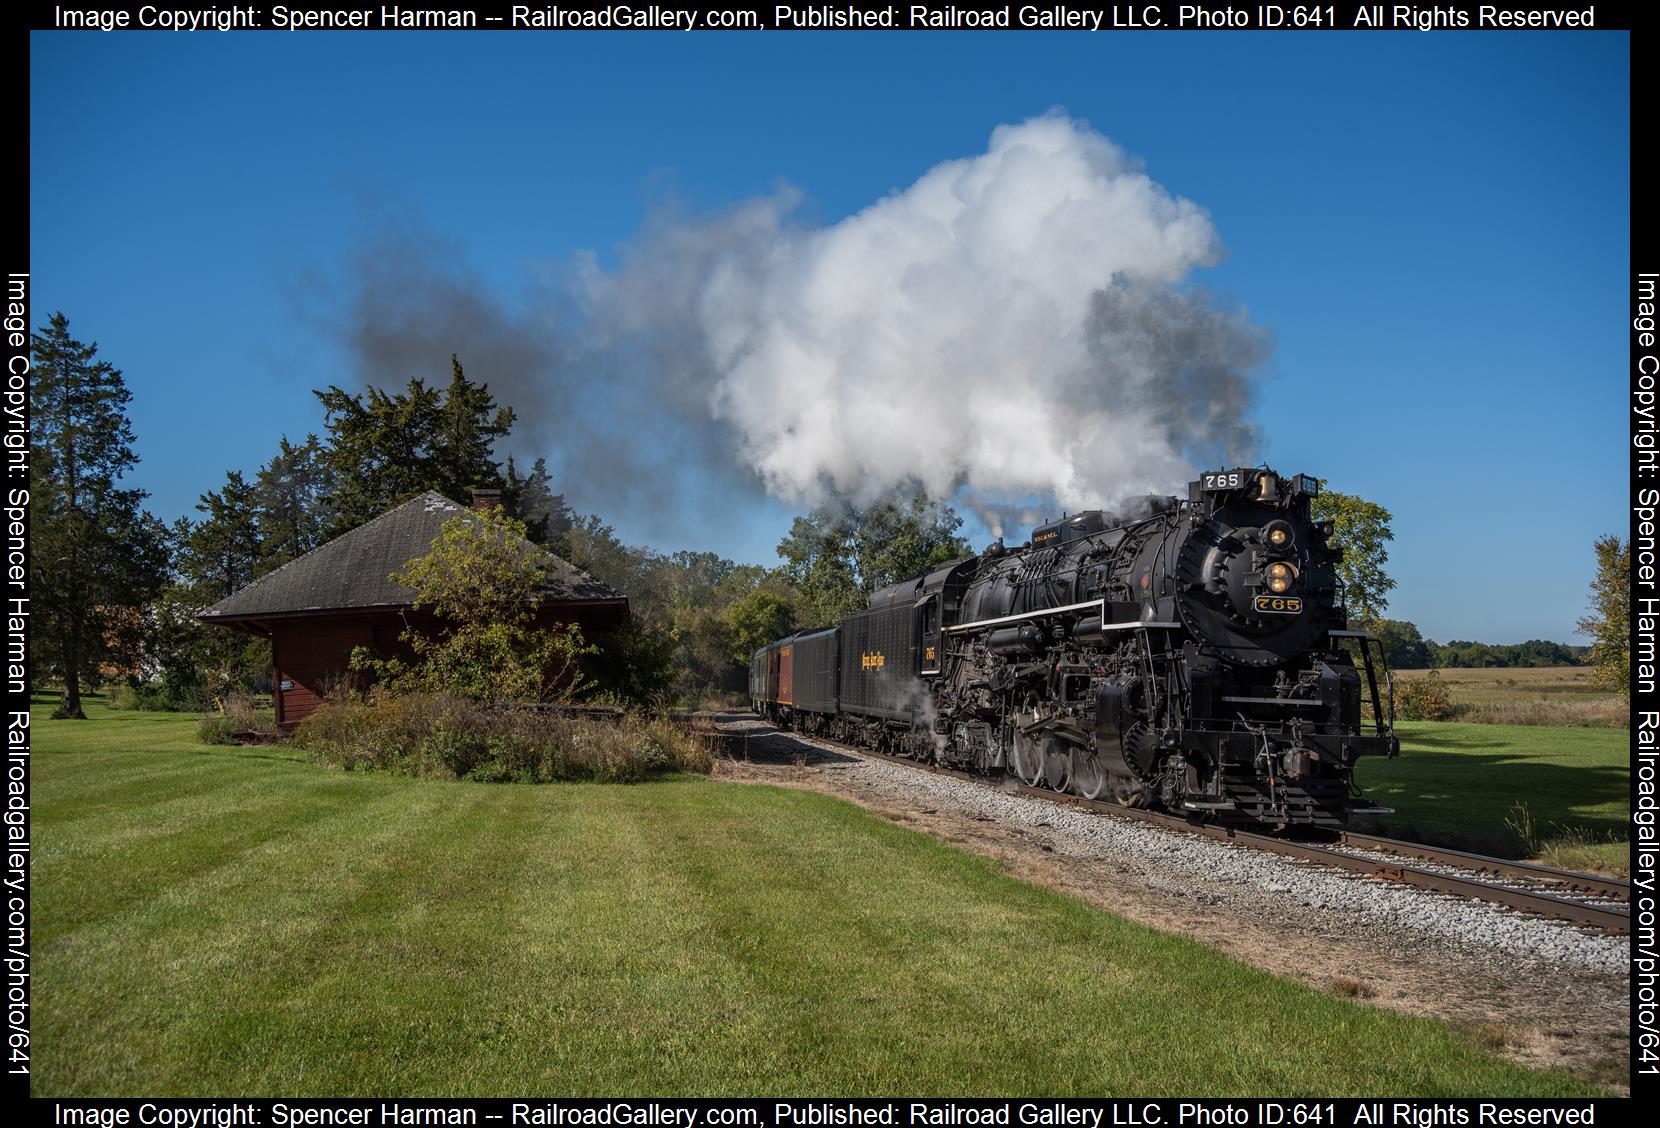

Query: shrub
197,694,277,745
350,511,596,706
1394,671,1455,721
198,714,237,745
292,692,448,771
113,680,214,713
293,693,713,783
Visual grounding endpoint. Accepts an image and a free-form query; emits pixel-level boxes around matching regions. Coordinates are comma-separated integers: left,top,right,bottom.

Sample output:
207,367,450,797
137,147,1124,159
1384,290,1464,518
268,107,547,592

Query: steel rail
1332,831,1630,902
1004,761,1630,934
712,716,1631,934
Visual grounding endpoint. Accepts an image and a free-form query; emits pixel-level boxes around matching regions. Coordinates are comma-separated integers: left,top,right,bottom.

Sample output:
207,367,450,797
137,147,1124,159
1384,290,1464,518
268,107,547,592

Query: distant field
1395,665,1601,699
32,697,1594,1097
1392,666,1625,727
1353,721,1628,875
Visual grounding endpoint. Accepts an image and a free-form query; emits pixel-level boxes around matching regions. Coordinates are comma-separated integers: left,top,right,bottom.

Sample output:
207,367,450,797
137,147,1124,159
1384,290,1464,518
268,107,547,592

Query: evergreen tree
430,355,514,499
151,473,273,705
503,454,575,550
141,578,269,711
254,434,333,568
30,313,169,718
180,471,263,599
314,378,441,532
135,502,270,711
138,436,328,711
314,356,514,534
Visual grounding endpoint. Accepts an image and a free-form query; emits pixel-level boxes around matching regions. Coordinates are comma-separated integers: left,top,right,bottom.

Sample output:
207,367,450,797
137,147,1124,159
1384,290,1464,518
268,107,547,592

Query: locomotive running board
943,596,1180,635
943,599,1105,633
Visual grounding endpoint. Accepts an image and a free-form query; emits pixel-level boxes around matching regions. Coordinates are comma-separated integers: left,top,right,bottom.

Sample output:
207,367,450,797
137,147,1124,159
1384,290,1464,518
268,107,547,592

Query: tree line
1307,490,1614,677
28,311,1630,717
1358,621,1588,671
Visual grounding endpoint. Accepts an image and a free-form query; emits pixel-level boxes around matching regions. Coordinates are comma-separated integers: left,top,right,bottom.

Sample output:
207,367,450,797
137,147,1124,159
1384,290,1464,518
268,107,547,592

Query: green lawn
1353,721,1629,874
33,698,1596,1096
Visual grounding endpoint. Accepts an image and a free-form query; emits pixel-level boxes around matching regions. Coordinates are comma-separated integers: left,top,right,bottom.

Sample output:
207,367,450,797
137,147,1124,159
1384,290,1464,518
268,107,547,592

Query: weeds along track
691,713,1631,935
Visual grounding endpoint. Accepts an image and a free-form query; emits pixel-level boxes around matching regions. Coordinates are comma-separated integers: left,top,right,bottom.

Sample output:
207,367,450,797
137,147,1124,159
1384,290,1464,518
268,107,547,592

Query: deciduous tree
1368,618,1433,669
1310,489,1395,626
724,587,797,667
1576,534,1629,696
776,491,970,628
355,509,591,704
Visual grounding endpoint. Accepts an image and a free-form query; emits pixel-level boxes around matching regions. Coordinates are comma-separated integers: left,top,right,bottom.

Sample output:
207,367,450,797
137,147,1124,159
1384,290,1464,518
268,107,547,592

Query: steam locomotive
750,467,1398,828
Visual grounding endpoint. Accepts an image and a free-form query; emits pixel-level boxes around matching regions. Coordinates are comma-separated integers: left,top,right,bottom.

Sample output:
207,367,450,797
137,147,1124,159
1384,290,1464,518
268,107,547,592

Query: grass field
1394,666,1604,701
31,696,1597,1097
1392,666,1625,727
1364,667,1629,873
1352,721,1628,874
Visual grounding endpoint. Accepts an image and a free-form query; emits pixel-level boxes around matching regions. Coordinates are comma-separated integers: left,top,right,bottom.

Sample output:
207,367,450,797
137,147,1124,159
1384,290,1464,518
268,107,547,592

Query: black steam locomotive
751,467,1398,828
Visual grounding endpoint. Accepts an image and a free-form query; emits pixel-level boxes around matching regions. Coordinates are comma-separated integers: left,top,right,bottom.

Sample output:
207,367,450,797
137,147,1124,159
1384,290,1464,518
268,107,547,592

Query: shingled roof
200,491,621,622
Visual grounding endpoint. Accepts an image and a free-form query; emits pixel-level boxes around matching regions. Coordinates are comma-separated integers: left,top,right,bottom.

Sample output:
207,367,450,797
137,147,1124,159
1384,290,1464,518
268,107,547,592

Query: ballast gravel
817,746,1627,975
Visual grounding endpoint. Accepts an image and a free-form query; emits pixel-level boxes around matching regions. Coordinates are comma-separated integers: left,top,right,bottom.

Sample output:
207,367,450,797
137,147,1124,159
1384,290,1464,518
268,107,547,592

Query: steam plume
331,115,1270,541
582,114,1269,525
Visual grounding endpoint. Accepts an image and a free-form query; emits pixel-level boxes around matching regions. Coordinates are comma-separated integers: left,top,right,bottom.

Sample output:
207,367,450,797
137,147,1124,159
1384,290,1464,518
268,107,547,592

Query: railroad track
702,715,1632,934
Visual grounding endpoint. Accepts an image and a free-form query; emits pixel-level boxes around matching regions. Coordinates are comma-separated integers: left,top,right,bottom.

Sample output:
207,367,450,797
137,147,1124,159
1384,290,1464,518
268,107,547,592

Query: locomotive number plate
1201,470,1245,491
1254,595,1303,614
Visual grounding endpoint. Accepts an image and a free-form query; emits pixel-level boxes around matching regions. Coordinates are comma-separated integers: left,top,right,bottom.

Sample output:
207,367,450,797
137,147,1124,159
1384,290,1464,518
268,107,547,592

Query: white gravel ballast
822,747,1628,975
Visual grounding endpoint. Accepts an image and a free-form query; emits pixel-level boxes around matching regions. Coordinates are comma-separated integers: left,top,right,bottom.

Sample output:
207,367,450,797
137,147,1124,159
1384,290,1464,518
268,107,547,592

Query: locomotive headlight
1265,561,1297,593
1263,520,1294,549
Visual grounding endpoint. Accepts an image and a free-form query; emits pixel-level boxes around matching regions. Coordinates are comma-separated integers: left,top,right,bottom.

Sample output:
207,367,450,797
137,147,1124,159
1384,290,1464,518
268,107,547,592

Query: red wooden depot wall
269,606,621,729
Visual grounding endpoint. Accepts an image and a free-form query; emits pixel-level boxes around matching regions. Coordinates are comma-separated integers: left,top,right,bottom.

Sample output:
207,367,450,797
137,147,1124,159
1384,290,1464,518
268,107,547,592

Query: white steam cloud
581,114,1268,531
329,114,1268,543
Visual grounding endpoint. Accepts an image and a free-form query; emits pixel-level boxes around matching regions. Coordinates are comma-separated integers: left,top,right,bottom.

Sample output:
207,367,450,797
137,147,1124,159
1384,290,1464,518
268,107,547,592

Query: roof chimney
470,488,503,510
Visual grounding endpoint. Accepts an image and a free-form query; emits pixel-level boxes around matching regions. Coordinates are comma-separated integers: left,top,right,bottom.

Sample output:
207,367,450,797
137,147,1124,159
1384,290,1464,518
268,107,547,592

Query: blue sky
30,30,1629,643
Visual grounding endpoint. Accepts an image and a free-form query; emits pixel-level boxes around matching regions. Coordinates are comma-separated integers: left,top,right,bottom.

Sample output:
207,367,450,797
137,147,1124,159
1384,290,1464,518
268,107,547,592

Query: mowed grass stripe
36,756,433,936
33,702,1596,1096
42,742,303,812
39,775,499,1091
